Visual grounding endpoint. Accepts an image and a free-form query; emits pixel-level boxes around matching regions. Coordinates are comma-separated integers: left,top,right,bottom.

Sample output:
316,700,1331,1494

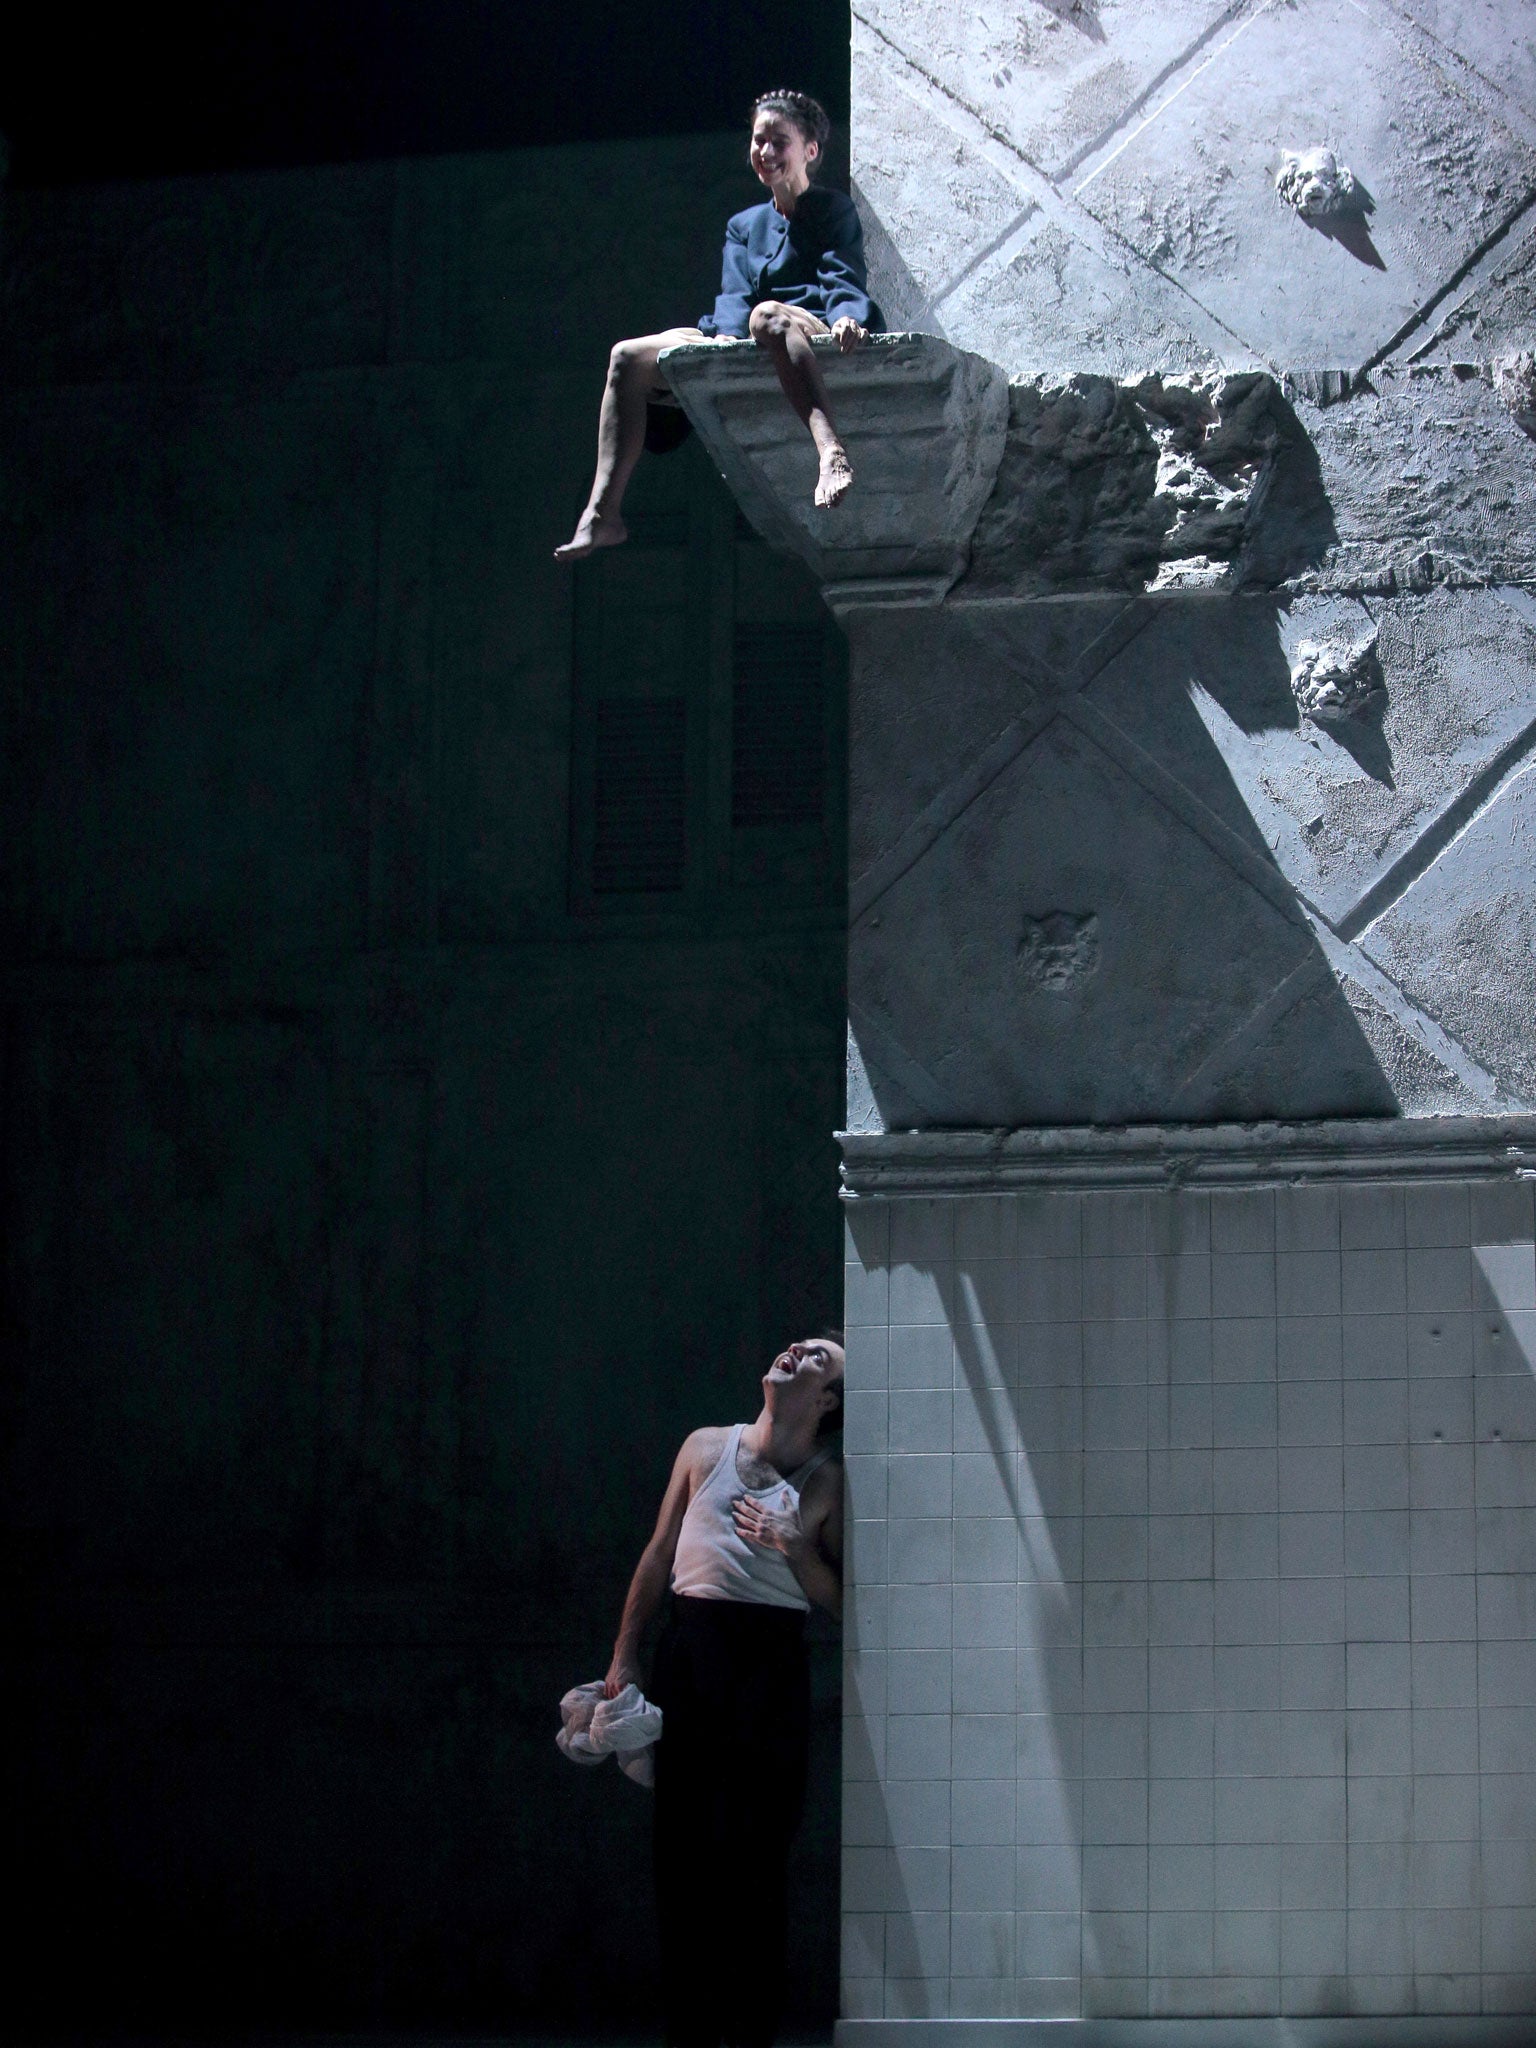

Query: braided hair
751,89,832,169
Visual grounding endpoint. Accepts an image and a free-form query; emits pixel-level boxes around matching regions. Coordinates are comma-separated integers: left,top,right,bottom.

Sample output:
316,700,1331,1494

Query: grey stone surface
843,577,1536,1130
1290,365,1536,593
835,4,1536,2033
660,331,1009,604
963,369,1291,597
858,0,1245,186
848,617,1403,1128
963,360,1536,601
1363,756,1536,1104
1494,348,1536,431
1088,590,1536,937
854,0,1536,379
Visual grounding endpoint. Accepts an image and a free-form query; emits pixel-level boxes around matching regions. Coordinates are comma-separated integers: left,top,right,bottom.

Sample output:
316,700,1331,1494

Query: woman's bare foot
815,446,853,510
554,509,628,562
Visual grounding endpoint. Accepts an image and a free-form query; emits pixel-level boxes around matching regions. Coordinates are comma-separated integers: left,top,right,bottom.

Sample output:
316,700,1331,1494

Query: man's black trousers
651,1594,810,2048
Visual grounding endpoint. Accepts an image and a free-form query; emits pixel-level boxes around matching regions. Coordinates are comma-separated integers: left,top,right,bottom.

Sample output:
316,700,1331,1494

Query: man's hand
732,1492,806,1560
604,1651,641,1700
831,317,867,354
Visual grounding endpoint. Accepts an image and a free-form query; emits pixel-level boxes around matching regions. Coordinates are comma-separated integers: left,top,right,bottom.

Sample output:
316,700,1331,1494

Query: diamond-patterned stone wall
853,0,1536,377
839,7,1536,2039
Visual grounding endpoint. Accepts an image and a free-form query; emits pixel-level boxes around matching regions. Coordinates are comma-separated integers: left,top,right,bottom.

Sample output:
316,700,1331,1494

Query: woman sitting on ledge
554,90,882,561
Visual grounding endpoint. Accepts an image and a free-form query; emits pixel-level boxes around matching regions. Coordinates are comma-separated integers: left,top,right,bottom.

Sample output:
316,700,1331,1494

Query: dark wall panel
1,132,846,2032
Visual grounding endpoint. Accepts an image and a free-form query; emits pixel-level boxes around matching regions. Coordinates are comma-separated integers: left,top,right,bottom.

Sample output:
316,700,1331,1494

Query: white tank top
670,1423,835,1611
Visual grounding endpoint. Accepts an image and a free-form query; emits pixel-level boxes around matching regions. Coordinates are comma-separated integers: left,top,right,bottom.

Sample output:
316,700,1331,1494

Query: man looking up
605,1334,845,2048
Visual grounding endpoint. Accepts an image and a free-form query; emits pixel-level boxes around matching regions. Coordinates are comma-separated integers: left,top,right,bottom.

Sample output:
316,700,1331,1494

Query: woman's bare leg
555,329,704,561
748,302,853,508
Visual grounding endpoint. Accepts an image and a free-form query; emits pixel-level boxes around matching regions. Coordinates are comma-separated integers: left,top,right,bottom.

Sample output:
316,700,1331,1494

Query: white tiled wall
841,1180,1536,2022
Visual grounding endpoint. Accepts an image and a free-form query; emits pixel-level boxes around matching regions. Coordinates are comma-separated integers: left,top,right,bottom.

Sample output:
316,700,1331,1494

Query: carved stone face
1275,147,1360,221
1018,912,1101,995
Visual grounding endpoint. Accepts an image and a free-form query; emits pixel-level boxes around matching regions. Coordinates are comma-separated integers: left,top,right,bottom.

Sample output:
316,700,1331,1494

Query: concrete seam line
851,4,1267,365
846,1001,952,1122
1055,692,1308,933
1357,180,1536,376
1299,903,1514,1109
1165,950,1335,1118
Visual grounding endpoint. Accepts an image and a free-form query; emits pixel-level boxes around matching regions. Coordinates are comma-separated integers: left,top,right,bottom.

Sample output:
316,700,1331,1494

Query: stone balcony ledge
661,333,1536,613
660,332,1009,611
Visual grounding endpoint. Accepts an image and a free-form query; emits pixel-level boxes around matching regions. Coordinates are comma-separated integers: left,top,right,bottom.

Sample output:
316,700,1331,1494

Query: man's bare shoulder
680,1425,732,1479
800,1451,843,1504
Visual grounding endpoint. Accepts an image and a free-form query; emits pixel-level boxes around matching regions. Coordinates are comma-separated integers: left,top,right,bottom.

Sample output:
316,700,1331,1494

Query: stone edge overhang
833,2019,1536,2048
838,1114,1536,1197
661,336,1536,612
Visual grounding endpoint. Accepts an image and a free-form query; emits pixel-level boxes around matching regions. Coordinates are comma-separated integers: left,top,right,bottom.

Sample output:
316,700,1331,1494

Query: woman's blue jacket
696,187,883,338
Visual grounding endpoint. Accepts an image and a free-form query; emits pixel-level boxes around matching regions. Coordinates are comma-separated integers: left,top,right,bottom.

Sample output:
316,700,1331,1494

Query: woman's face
750,109,818,192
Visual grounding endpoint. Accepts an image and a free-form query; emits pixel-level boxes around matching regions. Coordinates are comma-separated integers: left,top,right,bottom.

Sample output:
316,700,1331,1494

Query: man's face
764,1336,845,1421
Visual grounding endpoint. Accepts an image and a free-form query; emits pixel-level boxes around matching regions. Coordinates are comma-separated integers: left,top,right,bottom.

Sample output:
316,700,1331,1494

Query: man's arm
604,1428,716,1697
792,1460,844,1621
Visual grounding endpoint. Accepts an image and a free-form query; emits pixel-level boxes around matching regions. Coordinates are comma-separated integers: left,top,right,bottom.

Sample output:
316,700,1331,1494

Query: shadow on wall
844,379,1445,1132
1283,168,1386,274
848,613,1402,1131
844,1184,1536,2019
852,190,942,338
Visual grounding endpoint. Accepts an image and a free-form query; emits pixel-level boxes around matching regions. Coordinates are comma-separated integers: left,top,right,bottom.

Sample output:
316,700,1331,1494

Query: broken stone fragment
1290,630,1384,722
1275,148,1360,220
1149,555,1230,591
966,370,1288,595
1493,351,1536,436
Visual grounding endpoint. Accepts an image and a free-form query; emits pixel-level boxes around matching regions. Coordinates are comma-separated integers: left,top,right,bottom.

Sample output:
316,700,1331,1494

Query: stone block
850,704,1360,1128
856,0,1243,186
1363,757,1536,1106
1291,366,1536,593
963,369,1295,597
1074,0,1536,371
659,331,1009,606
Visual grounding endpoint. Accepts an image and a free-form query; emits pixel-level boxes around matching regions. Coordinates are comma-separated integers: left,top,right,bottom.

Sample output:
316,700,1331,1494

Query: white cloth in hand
556,1681,663,1787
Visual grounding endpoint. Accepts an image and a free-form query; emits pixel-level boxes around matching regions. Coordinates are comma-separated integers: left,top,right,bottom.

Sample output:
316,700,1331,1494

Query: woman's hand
604,1651,640,1700
831,317,867,354
733,1492,806,1559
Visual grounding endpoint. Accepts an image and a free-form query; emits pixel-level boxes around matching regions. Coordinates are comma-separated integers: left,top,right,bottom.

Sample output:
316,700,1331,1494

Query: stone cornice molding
835,2020,1536,2048
838,1114,1536,1197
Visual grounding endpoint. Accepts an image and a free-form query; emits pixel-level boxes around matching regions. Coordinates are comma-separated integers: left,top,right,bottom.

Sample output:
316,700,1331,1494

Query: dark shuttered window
590,696,687,894
730,626,827,830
